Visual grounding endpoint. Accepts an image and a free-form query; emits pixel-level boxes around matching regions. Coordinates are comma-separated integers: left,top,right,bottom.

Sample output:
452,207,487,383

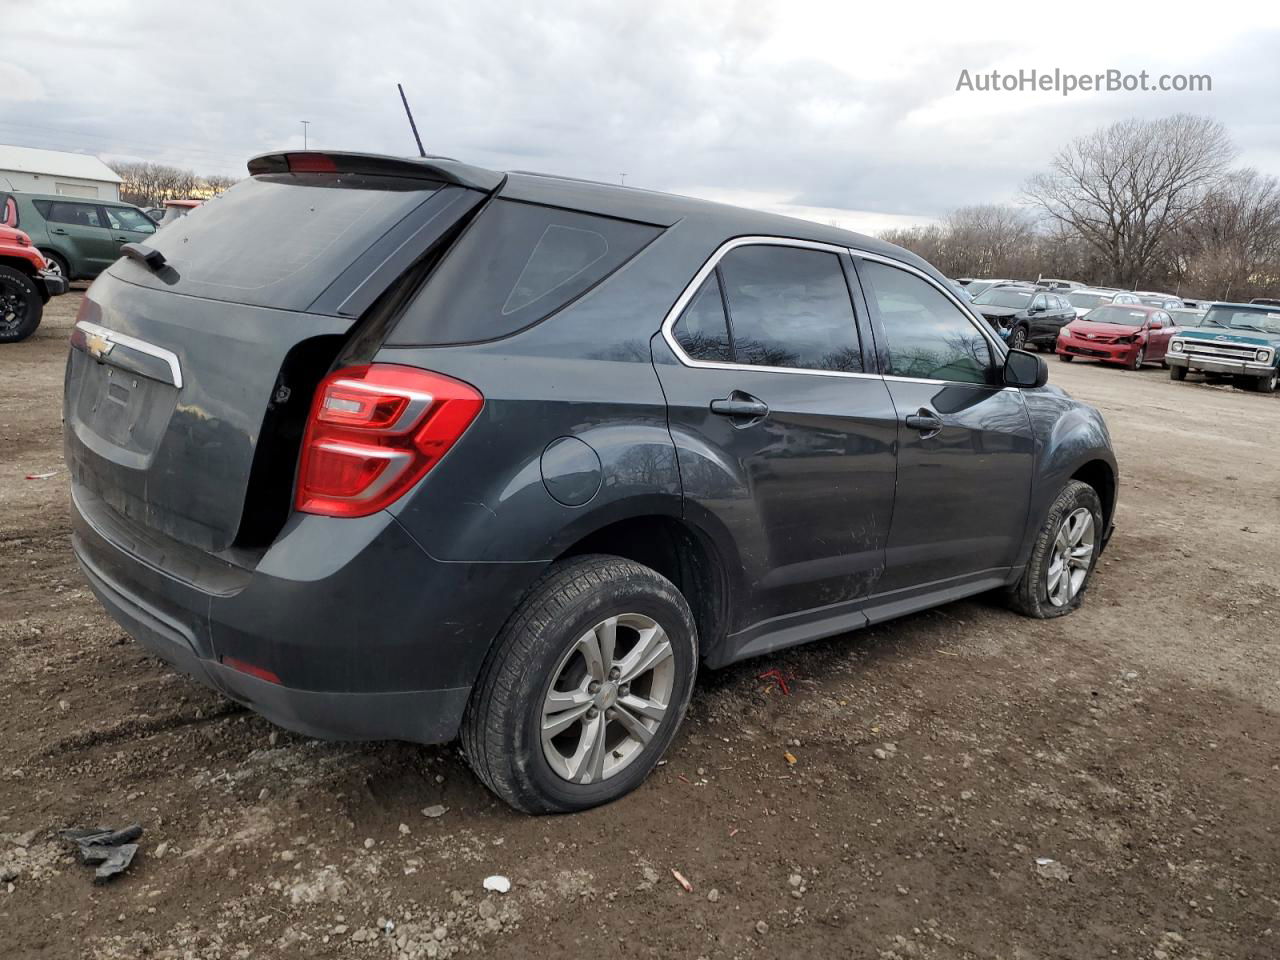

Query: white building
0,144,122,200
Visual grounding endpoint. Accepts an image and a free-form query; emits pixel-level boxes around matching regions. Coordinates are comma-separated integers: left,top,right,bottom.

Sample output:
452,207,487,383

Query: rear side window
35,199,104,228
670,245,863,373
108,174,443,311
391,200,660,345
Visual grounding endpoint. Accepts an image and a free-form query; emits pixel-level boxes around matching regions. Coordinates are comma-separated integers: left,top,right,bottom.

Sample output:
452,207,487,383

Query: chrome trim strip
657,235,1007,382
847,247,1008,358
73,320,183,389
311,442,413,502
658,236,880,380
325,378,435,433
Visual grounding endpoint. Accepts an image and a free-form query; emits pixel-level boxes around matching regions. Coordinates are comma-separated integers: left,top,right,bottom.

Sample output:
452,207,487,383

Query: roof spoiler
246,151,504,192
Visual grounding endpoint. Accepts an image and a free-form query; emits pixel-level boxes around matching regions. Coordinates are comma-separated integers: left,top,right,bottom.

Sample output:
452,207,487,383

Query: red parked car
1,192,69,343
1055,303,1176,370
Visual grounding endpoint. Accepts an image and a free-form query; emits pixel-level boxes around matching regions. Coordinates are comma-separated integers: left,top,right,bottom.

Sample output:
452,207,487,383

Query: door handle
904,408,943,435
113,235,130,242
50,227,68,235
710,393,769,421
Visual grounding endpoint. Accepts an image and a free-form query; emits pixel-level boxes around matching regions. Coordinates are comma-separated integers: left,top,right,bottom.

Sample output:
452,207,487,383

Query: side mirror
1149,318,1164,329
1028,304,1045,313
1004,348,1048,388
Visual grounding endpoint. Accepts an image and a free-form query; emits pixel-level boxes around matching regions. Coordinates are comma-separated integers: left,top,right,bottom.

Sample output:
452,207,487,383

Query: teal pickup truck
1167,302,1280,393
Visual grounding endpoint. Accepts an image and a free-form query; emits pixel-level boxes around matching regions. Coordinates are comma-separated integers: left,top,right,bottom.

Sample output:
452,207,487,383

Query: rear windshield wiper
121,242,167,272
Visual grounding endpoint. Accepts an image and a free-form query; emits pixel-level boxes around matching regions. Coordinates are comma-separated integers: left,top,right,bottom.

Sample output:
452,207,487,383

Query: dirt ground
2,292,1278,960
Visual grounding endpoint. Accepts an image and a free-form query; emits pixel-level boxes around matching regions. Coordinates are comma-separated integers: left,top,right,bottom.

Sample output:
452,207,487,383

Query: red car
1055,303,1176,370
1,192,69,343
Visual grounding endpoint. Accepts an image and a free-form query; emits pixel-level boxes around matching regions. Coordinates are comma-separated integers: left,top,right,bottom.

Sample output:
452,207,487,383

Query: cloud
0,63,46,102
4,0,1279,226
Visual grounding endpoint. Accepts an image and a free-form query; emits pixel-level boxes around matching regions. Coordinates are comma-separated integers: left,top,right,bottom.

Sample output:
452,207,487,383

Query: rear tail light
295,364,483,518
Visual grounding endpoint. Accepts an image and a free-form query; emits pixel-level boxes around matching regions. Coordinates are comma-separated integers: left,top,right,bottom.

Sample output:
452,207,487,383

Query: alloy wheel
1045,507,1094,607
540,613,675,784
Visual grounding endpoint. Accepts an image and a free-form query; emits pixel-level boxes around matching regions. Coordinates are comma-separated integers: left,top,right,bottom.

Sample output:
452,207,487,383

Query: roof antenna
397,83,426,158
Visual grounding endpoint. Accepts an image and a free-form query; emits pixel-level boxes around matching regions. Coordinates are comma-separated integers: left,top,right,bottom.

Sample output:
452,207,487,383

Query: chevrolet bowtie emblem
85,330,114,359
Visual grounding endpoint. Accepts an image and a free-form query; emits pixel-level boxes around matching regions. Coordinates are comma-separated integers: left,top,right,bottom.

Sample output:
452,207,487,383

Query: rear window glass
389,199,661,345
108,174,441,311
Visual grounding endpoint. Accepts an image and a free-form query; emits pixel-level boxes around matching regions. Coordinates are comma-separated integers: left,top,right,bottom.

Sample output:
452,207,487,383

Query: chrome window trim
658,236,881,381
659,236,1009,385
72,319,183,389
848,248,1008,359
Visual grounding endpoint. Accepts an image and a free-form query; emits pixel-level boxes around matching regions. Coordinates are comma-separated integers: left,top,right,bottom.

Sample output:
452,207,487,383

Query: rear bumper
71,490,544,744
1056,335,1139,364
1166,354,1274,376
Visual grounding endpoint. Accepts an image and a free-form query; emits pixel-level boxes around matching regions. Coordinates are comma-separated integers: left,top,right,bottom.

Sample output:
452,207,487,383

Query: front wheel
1005,480,1103,619
1010,327,1028,350
462,555,698,813
1057,353,1074,362
0,266,43,343
40,251,70,283
1170,365,1188,381
1257,368,1279,393
1127,346,1145,370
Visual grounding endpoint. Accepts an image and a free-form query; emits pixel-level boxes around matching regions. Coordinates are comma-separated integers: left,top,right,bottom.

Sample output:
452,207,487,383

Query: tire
1170,365,1187,381
1005,480,1104,620
461,554,698,813
0,266,43,343
1257,368,1279,394
1127,346,1145,370
1057,353,1073,362
1010,326,1028,350
41,251,70,283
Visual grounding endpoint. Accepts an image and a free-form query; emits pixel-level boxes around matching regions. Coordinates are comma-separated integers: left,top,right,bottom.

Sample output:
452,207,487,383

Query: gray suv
65,151,1118,813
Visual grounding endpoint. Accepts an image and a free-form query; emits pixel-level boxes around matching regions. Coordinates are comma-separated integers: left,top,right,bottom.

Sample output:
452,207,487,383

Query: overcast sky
5,0,1280,233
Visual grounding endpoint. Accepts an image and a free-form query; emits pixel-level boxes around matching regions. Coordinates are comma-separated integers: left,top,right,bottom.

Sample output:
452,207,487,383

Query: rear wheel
0,266,43,343
1170,365,1187,381
1006,480,1103,619
462,555,698,813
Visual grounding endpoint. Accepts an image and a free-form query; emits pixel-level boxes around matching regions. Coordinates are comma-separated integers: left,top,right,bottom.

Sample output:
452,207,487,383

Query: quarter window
671,275,732,362
858,259,995,385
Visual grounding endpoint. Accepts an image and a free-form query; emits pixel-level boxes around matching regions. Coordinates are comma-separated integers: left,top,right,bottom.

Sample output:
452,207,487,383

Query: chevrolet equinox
65,151,1118,812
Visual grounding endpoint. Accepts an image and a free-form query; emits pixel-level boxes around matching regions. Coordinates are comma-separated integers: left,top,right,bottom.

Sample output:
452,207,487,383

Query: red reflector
296,364,483,518
287,152,339,173
221,656,282,685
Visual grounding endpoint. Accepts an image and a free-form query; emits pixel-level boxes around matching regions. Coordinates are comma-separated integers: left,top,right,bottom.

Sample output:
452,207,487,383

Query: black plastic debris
61,824,143,883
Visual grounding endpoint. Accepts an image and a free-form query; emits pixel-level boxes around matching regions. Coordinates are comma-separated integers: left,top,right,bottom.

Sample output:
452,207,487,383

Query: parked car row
0,193,69,342
958,276,1279,392
0,190,210,341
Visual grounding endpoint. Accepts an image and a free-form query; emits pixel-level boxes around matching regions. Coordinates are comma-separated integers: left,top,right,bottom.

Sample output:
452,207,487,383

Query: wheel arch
551,512,735,660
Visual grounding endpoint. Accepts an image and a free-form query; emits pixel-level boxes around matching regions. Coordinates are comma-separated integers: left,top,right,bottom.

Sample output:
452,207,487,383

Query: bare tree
110,160,239,207
1023,114,1235,288
1177,168,1280,298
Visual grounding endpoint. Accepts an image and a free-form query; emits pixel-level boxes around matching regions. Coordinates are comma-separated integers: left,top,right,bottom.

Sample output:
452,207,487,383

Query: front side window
102,206,156,233
859,259,996,385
